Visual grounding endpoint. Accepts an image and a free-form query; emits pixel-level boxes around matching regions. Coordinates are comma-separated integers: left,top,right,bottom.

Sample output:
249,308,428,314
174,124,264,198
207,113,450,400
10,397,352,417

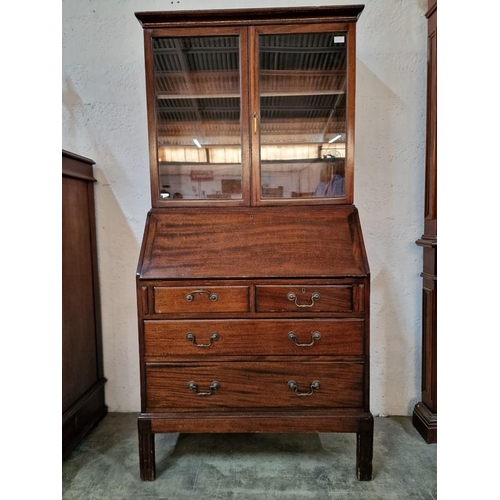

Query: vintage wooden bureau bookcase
135,5,373,481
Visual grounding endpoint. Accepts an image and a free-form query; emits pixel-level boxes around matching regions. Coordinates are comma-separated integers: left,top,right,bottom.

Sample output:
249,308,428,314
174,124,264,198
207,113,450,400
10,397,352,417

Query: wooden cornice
135,6,365,29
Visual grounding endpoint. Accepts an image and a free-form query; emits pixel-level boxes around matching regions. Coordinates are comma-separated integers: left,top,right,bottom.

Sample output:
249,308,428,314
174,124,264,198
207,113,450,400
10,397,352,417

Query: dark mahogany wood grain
256,285,354,313
62,175,98,411
139,278,369,319
144,319,364,358
62,150,107,459
153,286,250,314
135,6,365,28
143,409,372,433
145,361,363,411
138,206,369,280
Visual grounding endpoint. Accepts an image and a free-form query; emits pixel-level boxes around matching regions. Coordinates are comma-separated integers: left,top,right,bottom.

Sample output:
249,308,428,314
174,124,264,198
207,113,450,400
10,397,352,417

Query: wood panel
62,175,98,411
256,285,354,313
138,206,369,279
153,286,250,314
145,361,364,411
144,319,364,358
136,6,365,29
62,150,107,458
145,410,373,434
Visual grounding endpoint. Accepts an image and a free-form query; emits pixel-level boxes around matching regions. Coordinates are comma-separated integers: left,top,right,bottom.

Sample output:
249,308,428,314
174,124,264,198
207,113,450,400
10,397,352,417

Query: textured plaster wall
62,0,427,415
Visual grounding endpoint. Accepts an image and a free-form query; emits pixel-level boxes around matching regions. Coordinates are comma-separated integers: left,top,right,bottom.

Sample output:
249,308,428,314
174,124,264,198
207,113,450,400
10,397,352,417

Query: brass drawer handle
287,292,321,308
187,381,220,396
185,290,218,302
287,331,321,347
287,380,321,397
186,332,219,348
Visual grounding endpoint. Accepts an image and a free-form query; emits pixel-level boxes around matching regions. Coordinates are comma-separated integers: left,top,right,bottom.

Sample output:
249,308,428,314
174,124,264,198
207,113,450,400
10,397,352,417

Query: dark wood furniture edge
362,277,371,412
139,410,373,432
87,176,105,381
62,378,107,422
349,206,371,276
412,401,437,444
138,418,156,481
62,150,97,182
413,0,437,445
63,149,95,164
426,2,437,19
416,236,437,248
357,413,374,480
136,211,153,278
420,272,436,282
62,378,108,459
135,6,365,28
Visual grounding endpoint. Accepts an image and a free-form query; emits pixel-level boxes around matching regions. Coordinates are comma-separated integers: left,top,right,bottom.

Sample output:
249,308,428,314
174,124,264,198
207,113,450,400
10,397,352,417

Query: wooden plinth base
412,402,437,444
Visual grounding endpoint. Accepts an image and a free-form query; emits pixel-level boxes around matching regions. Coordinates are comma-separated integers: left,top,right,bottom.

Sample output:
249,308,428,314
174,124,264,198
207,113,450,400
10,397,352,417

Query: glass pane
259,32,347,199
153,36,242,200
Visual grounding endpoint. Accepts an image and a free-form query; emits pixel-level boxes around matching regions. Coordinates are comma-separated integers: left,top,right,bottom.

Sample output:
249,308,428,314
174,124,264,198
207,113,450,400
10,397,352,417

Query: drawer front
153,286,250,314
256,285,354,313
145,362,363,411
144,319,364,357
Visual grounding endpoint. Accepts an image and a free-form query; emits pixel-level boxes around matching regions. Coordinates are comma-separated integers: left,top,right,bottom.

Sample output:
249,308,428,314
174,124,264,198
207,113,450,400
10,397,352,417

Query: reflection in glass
259,33,347,199
153,36,242,200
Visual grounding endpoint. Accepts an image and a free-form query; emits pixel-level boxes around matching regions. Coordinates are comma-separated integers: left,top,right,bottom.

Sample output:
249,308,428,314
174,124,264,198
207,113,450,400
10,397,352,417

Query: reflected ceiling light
328,134,342,143
193,139,202,148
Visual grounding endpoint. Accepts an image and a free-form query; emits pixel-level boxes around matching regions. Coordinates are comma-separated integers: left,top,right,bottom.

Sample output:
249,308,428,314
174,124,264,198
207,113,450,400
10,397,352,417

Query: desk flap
137,206,369,280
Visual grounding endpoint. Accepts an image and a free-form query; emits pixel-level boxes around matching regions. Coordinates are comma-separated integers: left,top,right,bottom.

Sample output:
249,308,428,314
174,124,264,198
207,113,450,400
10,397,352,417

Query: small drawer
256,285,354,313
144,319,364,358
153,286,250,314
145,361,363,411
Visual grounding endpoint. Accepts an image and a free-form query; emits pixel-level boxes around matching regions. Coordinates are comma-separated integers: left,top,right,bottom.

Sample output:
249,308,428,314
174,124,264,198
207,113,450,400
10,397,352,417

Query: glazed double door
146,23,356,205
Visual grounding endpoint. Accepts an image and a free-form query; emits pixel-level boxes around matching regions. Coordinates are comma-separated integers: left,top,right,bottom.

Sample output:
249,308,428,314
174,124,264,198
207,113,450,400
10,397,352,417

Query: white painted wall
62,0,427,415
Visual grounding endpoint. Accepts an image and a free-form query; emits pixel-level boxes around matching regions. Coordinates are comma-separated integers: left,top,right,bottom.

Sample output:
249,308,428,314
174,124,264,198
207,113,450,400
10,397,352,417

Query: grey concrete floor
62,413,436,500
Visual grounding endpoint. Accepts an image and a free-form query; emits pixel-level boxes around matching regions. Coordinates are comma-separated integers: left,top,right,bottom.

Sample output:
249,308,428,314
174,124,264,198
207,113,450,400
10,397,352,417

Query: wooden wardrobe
62,150,107,458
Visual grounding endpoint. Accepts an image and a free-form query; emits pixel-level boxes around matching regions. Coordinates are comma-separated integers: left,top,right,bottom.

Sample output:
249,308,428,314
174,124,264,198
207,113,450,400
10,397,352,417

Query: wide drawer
145,362,363,411
144,319,364,357
256,285,354,313
153,286,250,314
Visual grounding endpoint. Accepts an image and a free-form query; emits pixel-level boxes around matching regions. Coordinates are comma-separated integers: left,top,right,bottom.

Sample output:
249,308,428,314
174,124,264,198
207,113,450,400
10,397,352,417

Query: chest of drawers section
138,280,368,415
